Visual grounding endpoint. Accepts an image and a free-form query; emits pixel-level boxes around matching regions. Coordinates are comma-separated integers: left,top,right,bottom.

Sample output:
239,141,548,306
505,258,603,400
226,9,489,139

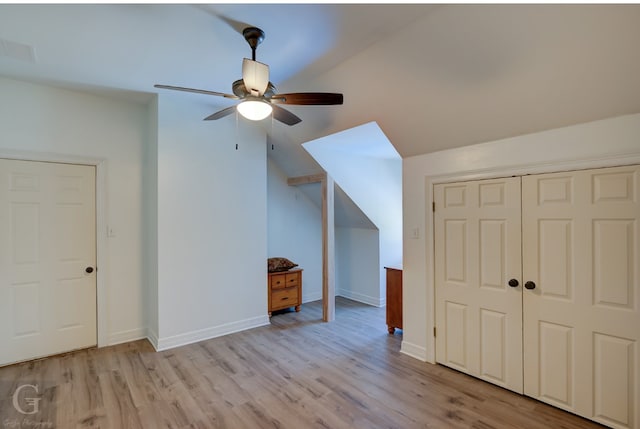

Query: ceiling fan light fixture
237,99,272,121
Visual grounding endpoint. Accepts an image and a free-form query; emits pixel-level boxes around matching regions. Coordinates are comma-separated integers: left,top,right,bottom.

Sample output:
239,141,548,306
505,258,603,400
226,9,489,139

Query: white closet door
523,165,640,429
435,177,523,393
0,159,97,366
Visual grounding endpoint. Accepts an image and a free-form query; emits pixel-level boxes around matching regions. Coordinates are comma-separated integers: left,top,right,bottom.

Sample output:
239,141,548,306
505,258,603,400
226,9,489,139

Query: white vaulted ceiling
1,4,639,176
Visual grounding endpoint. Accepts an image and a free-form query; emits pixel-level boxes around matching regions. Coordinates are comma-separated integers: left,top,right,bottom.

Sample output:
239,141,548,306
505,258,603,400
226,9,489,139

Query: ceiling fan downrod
243,27,265,61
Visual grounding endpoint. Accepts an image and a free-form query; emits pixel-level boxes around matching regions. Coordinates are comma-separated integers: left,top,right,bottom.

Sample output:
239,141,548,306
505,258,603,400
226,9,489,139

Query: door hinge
433,327,436,337
432,202,435,212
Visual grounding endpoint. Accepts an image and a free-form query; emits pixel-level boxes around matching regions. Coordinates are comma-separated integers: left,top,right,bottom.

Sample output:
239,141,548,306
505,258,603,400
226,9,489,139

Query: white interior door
434,177,523,393
0,159,96,366
522,165,640,429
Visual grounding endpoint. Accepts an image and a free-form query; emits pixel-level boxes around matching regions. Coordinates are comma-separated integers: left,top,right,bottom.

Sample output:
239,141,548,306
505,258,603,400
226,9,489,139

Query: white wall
336,227,381,306
402,113,640,363
0,76,149,345
154,96,269,350
267,159,322,303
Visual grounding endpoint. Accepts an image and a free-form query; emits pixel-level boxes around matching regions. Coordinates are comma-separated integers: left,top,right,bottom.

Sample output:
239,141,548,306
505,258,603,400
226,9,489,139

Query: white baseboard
108,327,148,346
153,315,270,352
302,291,322,303
400,340,429,362
147,329,159,350
337,289,384,307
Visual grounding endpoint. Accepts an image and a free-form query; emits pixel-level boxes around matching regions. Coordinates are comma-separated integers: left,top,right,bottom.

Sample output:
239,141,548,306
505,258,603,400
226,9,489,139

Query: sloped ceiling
1,4,639,177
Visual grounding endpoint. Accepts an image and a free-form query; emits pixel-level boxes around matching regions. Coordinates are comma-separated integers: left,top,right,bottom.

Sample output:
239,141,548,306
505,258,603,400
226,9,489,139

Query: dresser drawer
285,272,300,287
270,273,287,289
271,287,299,310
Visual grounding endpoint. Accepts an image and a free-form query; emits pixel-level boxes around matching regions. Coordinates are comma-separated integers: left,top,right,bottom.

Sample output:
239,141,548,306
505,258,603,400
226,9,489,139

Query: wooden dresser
268,268,303,317
385,267,402,334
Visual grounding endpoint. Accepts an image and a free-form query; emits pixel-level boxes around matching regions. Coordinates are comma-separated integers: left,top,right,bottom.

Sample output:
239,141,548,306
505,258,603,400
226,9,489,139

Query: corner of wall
146,329,160,351
143,93,159,342
400,340,431,362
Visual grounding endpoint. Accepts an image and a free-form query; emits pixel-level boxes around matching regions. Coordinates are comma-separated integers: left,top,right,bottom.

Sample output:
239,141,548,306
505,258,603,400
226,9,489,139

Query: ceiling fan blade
270,92,343,105
272,105,302,126
155,84,239,100
203,106,237,121
242,59,269,96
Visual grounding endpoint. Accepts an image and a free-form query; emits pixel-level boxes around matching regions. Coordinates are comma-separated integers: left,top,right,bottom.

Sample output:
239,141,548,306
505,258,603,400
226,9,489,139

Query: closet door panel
523,165,640,429
435,177,523,393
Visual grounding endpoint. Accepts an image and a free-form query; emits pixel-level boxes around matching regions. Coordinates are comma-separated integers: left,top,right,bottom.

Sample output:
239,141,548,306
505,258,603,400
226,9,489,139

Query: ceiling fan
154,27,343,126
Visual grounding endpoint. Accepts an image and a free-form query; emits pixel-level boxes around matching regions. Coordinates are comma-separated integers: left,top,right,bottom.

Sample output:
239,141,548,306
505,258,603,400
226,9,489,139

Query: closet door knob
508,279,519,287
85,267,94,274
524,281,536,290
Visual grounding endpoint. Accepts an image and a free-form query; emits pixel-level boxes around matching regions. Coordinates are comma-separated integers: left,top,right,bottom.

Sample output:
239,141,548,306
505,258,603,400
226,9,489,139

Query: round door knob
85,267,94,274
508,279,519,287
524,281,536,290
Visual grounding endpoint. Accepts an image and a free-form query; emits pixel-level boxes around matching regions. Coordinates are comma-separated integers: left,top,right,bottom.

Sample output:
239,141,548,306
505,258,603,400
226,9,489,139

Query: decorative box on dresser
268,268,303,317
385,267,402,334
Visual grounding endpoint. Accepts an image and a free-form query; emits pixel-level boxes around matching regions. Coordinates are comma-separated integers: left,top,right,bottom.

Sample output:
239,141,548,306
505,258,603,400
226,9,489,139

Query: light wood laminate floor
0,298,605,428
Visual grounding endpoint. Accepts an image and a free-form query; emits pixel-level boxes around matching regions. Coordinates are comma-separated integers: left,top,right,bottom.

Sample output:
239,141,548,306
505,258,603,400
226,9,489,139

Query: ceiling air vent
0,38,36,63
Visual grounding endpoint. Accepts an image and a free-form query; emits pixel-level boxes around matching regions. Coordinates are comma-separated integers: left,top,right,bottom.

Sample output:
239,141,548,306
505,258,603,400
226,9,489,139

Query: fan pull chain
270,114,275,151
235,109,239,150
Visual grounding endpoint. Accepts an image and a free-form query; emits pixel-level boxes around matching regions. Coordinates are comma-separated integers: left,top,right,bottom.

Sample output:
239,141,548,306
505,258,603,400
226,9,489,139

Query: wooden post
322,175,335,322
287,171,334,322
287,173,325,186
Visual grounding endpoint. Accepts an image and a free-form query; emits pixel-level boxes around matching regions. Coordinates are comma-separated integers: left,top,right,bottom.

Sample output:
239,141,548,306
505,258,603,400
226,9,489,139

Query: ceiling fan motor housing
232,79,276,98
